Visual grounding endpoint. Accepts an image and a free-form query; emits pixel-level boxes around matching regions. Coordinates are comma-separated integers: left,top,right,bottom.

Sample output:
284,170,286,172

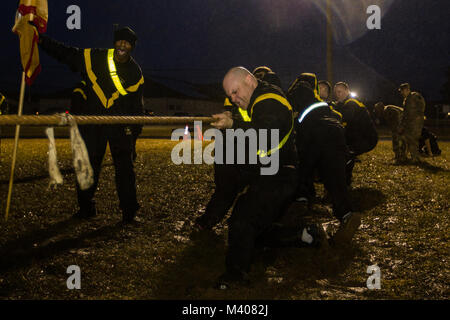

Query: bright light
350,92,358,98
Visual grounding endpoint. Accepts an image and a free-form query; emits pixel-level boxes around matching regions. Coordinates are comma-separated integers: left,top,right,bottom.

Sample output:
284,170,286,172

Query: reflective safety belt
0,95,5,115
107,49,128,96
224,97,251,122
238,108,251,122
288,76,323,102
73,88,87,101
330,105,343,120
249,93,294,158
345,98,365,108
224,97,232,107
0,95,4,115
298,101,329,124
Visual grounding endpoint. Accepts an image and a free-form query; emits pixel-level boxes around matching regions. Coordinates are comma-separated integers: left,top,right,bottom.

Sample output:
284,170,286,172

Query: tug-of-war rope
0,115,214,126
1,114,215,221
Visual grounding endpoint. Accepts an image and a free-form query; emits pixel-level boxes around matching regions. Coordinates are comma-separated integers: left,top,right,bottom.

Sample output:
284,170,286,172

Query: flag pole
5,71,26,221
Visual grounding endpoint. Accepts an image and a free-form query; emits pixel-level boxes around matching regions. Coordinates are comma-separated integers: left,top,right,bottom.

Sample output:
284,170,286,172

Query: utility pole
326,0,333,85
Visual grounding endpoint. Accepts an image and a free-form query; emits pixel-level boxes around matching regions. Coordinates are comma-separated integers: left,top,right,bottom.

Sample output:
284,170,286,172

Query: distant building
144,97,222,116
33,76,225,116
39,98,70,114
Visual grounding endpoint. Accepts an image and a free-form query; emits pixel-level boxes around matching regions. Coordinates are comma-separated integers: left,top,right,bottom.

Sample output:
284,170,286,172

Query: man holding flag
29,24,145,224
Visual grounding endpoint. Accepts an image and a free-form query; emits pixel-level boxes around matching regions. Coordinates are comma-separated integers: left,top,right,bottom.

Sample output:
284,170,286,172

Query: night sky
0,0,448,102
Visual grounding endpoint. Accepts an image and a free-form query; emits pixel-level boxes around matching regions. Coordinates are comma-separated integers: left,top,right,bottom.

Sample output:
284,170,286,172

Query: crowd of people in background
196,65,443,289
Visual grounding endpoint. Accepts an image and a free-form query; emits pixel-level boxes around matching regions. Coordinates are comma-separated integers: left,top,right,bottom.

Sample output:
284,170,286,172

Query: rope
0,115,215,126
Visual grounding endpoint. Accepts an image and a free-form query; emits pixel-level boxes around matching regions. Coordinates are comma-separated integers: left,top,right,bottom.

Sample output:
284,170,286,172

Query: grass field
0,138,448,300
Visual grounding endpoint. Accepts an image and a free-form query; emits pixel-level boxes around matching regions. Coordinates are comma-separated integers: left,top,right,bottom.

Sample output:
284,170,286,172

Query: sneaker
73,206,97,219
299,224,329,249
333,212,361,245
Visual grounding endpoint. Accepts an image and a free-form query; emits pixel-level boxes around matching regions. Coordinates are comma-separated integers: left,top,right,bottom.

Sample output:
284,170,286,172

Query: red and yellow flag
12,0,48,85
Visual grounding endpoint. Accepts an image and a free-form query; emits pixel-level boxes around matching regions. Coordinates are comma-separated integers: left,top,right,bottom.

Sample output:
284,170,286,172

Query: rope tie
45,127,63,188
66,114,94,191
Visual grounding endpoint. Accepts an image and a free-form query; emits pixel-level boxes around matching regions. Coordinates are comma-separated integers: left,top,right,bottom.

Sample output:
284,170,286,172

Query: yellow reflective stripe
126,76,144,92
107,49,128,96
224,98,232,107
249,93,294,157
84,49,108,108
0,95,5,107
330,105,342,119
84,49,143,109
257,119,294,158
313,88,322,101
309,74,322,102
238,108,251,122
103,77,144,109
287,78,298,93
250,93,292,118
224,97,250,122
81,80,86,86
73,88,87,100
288,76,322,102
345,98,365,108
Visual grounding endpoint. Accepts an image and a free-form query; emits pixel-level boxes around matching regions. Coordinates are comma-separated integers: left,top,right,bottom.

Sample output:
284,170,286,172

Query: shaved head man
213,67,258,129
223,67,258,110
210,66,328,290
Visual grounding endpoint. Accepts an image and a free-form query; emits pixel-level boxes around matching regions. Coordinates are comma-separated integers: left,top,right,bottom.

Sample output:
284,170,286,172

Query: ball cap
114,27,137,47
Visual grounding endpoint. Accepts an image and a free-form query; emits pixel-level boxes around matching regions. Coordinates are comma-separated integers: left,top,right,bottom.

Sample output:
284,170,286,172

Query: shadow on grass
392,159,448,173
0,218,124,276
350,187,387,212
0,163,114,185
415,160,449,173
150,229,227,299
150,227,360,299
0,168,74,185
